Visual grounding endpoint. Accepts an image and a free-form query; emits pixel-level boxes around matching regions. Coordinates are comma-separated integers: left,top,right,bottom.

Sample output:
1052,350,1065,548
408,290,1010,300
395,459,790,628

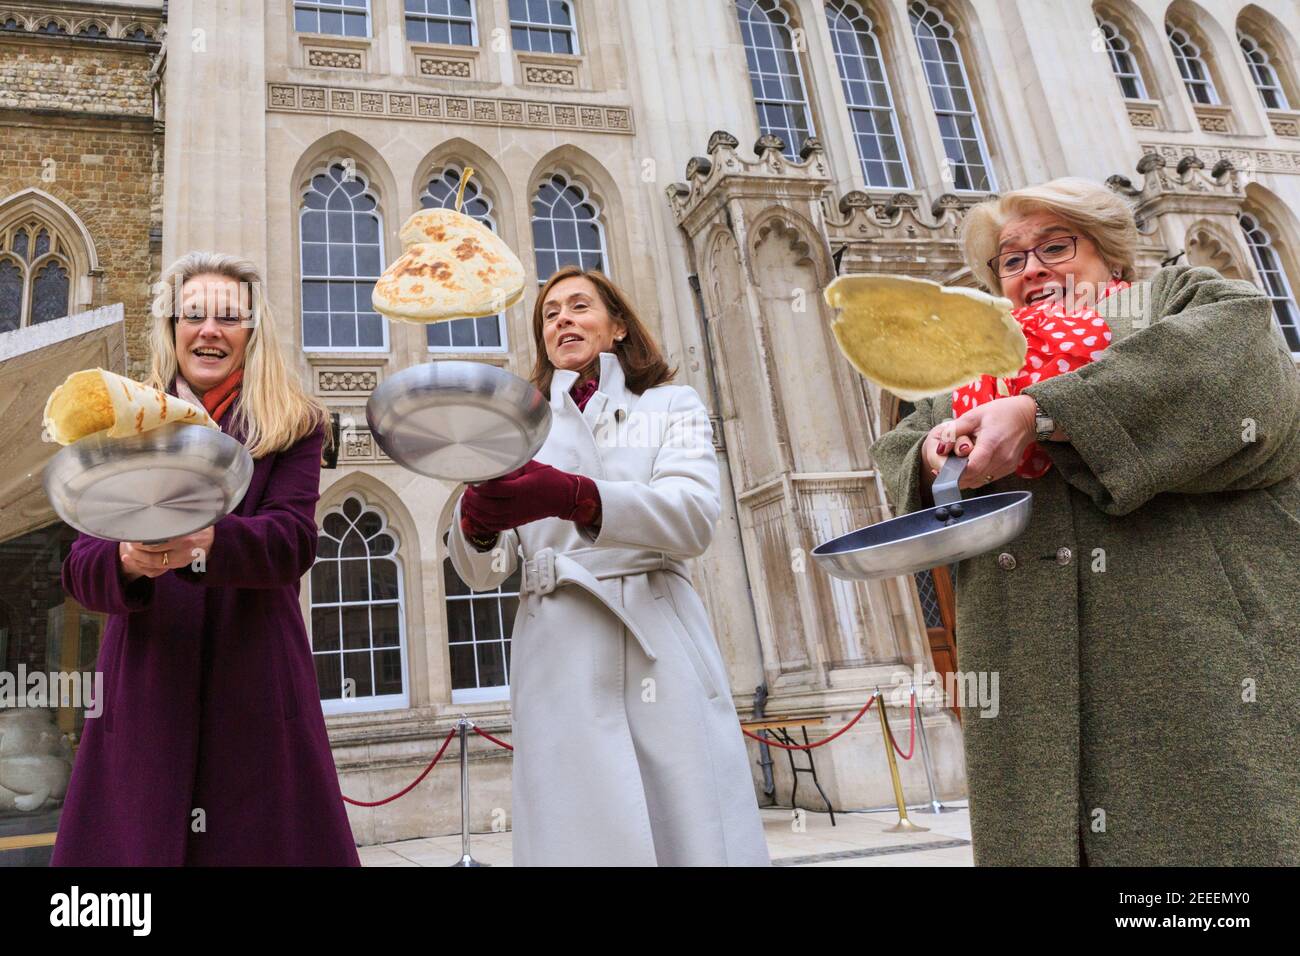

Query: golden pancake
823,274,1026,401
372,208,526,323
42,368,218,445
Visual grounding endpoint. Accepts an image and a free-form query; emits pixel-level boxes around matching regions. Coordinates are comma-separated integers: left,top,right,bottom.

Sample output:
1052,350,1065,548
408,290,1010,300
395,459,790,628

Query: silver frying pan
812,454,1033,581
365,361,551,484
44,424,254,544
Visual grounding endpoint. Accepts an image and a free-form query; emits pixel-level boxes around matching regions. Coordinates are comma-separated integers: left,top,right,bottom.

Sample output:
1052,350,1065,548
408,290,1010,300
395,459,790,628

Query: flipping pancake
372,208,526,323
42,368,218,445
823,274,1026,401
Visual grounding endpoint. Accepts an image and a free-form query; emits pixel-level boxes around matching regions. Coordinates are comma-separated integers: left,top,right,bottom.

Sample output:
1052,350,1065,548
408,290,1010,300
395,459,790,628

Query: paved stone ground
360,803,974,867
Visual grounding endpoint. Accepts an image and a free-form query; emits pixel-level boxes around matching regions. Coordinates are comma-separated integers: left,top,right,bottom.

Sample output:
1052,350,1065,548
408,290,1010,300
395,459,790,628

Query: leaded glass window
508,0,577,54
827,0,910,188
300,162,386,351
736,0,816,160
420,166,506,351
310,495,408,712
1097,18,1148,100
910,1,996,191
531,172,607,281
1167,24,1218,105
405,0,476,45
294,0,370,37
1240,212,1300,354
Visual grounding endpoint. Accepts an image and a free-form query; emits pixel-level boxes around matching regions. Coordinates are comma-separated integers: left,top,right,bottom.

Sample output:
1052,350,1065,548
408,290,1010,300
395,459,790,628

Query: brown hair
529,266,676,395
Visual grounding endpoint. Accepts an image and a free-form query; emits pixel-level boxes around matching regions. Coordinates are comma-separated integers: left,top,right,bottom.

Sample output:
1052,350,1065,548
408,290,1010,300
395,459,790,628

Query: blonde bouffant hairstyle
146,252,331,459
961,178,1140,294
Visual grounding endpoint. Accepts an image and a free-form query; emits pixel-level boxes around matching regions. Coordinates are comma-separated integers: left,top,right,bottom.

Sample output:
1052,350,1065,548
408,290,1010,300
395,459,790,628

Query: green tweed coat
871,266,1300,866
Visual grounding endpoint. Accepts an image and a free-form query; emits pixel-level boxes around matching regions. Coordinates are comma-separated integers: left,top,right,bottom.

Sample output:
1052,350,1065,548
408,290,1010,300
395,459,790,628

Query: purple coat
51,393,359,866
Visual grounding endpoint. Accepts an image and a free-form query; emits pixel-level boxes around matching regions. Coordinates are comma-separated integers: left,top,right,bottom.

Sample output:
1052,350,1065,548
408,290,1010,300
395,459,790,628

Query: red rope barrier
472,725,515,751
740,693,876,751
342,725,459,807
885,692,916,760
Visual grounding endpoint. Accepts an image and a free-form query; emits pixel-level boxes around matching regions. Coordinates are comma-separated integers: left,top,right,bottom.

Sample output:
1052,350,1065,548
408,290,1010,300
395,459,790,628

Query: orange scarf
200,368,244,424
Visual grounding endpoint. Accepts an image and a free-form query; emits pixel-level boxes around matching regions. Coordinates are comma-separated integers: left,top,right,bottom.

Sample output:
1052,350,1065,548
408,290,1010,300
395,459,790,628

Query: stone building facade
3,0,1298,855
0,0,165,373
0,0,165,862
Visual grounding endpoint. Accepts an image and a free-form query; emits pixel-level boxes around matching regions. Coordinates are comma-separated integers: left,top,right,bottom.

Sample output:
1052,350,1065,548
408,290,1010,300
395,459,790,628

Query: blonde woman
872,178,1300,865
52,253,359,866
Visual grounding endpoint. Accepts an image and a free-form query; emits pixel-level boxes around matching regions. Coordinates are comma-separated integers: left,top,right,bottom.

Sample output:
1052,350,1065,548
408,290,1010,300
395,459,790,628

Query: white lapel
546,351,629,479
548,351,633,427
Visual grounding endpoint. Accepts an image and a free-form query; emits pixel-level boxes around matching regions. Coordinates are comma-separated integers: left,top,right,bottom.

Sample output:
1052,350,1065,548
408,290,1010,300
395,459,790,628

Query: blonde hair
146,252,330,459
961,178,1139,293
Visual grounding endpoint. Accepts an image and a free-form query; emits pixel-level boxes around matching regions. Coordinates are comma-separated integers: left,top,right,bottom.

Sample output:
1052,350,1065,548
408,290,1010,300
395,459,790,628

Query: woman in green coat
871,178,1300,866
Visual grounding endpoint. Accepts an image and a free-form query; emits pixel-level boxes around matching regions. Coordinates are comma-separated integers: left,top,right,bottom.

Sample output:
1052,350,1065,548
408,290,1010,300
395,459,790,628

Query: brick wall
0,45,153,116
0,38,161,377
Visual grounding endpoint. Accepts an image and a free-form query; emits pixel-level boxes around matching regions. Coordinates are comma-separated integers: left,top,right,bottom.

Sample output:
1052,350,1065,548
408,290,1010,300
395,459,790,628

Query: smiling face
996,210,1114,310
173,273,253,395
540,276,626,375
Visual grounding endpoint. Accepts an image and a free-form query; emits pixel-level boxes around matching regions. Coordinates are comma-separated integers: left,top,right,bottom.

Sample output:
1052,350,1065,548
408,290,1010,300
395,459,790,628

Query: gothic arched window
0,221,73,332
910,1,996,191
531,172,607,282
1239,212,1300,354
736,0,816,160
444,557,520,703
1096,17,1148,100
1238,31,1289,110
300,162,386,351
310,495,408,713
1167,23,1218,105
827,0,910,188
420,165,506,351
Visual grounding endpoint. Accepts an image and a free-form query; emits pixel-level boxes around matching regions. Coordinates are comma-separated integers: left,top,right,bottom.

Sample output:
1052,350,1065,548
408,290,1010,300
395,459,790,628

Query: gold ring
162,552,169,567
985,475,995,483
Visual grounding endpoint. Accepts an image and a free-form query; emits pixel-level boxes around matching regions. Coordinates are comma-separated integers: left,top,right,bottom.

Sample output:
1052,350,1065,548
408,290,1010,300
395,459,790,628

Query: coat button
997,552,1017,571
1056,547,1073,566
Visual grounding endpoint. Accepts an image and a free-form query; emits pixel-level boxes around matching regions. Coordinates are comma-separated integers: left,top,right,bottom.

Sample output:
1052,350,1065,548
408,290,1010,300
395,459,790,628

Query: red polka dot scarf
952,280,1127,479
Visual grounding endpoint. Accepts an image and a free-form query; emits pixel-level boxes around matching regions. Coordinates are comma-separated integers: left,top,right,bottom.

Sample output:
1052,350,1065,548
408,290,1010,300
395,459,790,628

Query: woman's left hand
133,526,216,572
939,396,1037,490
461,461,600,534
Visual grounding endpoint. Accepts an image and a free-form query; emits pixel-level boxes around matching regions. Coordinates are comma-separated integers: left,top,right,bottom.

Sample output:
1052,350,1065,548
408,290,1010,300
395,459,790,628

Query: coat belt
518,547,690,662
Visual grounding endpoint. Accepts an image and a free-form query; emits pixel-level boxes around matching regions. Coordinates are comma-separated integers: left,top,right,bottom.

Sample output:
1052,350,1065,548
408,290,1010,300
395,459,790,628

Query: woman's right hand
119,541,169,581
921,419,973,482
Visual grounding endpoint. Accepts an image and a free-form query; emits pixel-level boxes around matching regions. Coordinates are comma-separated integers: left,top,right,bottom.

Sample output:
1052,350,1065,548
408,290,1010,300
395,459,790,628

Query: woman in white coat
449,266,770,867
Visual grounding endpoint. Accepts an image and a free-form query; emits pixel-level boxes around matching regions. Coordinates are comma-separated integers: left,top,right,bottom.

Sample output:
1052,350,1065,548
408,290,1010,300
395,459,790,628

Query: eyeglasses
987,235,1079,278
173,314,250,327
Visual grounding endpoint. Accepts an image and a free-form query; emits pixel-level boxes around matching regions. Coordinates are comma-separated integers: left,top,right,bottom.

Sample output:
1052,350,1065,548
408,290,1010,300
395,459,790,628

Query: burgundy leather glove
460,460,601,538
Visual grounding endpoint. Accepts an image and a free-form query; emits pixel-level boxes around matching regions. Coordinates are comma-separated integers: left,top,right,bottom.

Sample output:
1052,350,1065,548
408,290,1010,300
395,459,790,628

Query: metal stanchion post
450,717,485,867
875,687,928,833
911,683,958,814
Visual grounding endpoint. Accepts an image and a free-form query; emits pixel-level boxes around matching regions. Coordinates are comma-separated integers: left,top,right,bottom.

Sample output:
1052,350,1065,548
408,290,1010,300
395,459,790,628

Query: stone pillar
669,132,967,809
161,1,268,267
1107,152,1249,278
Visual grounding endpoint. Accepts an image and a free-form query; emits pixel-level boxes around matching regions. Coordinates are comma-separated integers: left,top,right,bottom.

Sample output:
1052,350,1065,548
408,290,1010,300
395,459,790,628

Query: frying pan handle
932,453,967,507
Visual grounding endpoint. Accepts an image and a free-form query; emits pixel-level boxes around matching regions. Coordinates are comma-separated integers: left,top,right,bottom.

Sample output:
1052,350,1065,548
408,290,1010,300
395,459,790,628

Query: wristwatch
1032,399,1056,442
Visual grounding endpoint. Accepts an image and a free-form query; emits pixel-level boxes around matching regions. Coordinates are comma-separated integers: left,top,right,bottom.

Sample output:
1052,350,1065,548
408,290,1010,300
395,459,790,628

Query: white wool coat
449,351,770,866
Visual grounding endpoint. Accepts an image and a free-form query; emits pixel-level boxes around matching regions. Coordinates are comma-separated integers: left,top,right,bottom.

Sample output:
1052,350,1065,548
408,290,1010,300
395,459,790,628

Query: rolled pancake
372,208,526,323
42,368,218,445
823,274,1026,401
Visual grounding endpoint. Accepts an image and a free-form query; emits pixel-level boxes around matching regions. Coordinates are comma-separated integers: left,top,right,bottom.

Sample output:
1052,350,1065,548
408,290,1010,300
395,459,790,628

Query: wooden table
741,713,836,826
